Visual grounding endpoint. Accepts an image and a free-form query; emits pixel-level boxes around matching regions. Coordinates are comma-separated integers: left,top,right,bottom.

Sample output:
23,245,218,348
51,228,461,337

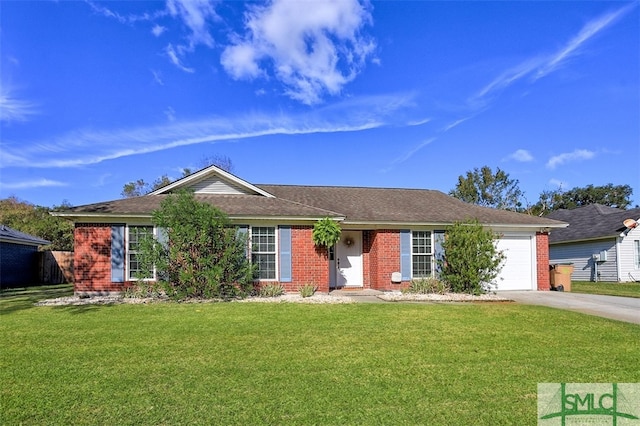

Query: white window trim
249,225,278,281
635,240,640,270
411,230,434,279
126,225,156,281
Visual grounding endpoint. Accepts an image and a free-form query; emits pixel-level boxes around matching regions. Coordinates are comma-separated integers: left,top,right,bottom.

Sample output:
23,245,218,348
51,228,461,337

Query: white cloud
152,24,167,37
0,87,38,123
472,3,635,103
546,149,595,169
165,44,195,73
221,0,376,105
151,69,164,85
549,178,568,189
384,138,436,171
166,0,218,49
406,118,431,127
0,94,410,169
164,106,176,122
2,179,67,189
505,149,534,162
534,3,635,80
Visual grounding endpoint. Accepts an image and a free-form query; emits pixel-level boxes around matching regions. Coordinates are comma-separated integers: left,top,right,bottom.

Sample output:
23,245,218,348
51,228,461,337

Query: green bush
438,219,505,294
259,283,285,298
138,190,256,300
403,277,449,294
298,283,317,298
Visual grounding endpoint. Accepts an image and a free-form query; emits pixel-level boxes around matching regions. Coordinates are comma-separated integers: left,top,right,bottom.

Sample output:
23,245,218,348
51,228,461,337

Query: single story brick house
0,224,50,288
54,166,566,295
546,204,640,282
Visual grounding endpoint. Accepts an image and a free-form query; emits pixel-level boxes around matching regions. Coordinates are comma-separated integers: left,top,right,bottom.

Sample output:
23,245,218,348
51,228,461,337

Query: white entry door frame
335,230,363,288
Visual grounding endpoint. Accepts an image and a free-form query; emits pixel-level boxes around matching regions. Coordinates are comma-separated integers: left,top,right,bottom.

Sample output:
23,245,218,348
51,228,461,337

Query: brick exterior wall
289,226,329,292
74,224,124,294
364,230,404,291
72,223,549,294
536,232,551,291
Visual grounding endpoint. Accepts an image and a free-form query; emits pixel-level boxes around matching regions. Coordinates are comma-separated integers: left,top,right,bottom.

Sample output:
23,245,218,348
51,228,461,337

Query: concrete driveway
500,291,640,325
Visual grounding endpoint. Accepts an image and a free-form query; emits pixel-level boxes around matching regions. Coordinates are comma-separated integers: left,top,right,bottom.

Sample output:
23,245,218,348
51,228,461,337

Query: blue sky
1,0,638,209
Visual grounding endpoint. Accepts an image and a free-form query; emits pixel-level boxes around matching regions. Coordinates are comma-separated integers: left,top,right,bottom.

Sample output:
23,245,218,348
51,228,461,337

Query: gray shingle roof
60,184,566,228
546,204,640,243
259,184,563,226
0,224,50,246
63,193,341,219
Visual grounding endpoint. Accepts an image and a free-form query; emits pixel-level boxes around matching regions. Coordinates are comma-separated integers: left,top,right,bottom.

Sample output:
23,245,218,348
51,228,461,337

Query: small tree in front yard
438,219,505,294
138,190,255,300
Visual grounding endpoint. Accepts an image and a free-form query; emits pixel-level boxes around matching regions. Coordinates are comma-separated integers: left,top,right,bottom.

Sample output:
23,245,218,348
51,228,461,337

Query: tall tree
121,155,234,198
0,197,74,251
449,166,524,211
532,184,634,215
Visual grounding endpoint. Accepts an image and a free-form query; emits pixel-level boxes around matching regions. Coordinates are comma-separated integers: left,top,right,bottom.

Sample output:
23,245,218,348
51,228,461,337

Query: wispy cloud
2,179,67,189
165,44,194,73
546,149,595,169
166,0,218,49
549,178,568,189
534,3,635,80
151,69,164,85
0,87,38,123
406,118,431,127
504,149,534,162
472,3,635,104
221,0,377,105
151,24,166,37
1,94,410,169
384,138,436,172
164,106,176,122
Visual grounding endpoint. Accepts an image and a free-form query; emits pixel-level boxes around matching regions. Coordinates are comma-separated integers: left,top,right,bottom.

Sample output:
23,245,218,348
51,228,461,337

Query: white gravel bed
378,291,511,302
35,293,354,306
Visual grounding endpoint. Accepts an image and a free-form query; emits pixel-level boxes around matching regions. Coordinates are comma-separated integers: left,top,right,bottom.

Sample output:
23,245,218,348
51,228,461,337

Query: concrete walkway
329,289,386,303
500,291,640,325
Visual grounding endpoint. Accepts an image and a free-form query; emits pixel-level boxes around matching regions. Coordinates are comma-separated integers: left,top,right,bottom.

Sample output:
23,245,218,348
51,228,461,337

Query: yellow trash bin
550,264,574,291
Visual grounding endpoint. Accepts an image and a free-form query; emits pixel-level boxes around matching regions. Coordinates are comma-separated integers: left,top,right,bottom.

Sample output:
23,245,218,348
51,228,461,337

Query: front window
251,226,276,280
128,226,154,280
635,240,640,269
412,231,433,278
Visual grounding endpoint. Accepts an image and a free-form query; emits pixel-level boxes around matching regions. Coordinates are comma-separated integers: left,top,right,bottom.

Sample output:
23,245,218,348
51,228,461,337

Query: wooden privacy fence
39,251,74,284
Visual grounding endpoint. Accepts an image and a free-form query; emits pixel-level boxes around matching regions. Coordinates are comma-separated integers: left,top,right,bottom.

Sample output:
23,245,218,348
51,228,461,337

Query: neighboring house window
128,225,154,280
412,231,433,277
251,226,276,280
636,240,640,269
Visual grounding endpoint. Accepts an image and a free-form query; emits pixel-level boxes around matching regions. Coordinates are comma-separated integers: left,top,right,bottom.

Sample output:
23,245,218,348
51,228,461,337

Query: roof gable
547,204,640,243
150,165,274,198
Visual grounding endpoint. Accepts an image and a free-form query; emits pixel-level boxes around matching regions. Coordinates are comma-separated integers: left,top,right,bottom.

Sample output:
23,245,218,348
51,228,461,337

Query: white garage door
493,236,535,291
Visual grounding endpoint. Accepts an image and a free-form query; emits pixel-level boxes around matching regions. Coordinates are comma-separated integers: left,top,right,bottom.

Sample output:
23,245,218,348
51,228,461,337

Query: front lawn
571,281,640,298
1,292,639,424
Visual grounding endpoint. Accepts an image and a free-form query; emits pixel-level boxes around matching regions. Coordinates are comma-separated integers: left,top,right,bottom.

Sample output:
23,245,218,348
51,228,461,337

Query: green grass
571,281,640,298
1,287,639,425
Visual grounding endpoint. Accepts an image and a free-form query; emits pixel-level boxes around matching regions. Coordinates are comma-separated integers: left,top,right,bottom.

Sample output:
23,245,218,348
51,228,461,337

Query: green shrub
403,277,449,294
438,219,505,295
138,190,256,301
259,283,285,298
299,283,317,298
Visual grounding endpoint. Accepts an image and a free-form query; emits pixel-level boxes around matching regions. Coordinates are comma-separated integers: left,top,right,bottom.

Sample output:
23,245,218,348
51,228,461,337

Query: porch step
329,289,384,297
